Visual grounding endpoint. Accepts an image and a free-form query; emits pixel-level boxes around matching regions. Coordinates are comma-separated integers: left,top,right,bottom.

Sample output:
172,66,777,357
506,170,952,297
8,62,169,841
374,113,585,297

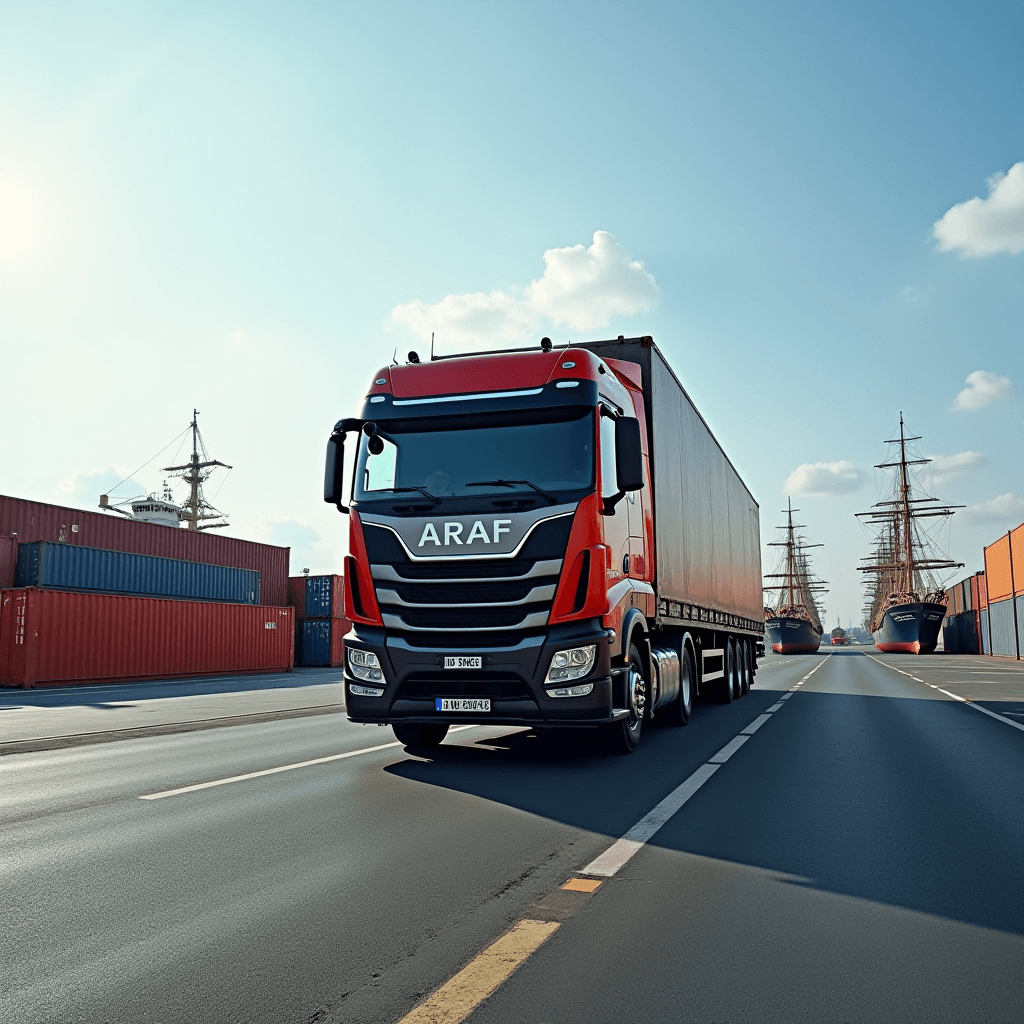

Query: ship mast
162,410,232,532
763,498,827,626
898,413,915,593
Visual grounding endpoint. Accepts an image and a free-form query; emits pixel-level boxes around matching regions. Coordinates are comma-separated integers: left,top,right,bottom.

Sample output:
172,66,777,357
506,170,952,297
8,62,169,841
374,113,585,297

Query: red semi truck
324,336,763,753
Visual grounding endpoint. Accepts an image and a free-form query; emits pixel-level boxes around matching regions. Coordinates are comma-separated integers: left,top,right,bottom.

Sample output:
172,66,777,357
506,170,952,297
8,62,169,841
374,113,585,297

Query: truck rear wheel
662,644,694,727
720,639,736,703
739,641,751,695
604,643,645,754
392,723,450,748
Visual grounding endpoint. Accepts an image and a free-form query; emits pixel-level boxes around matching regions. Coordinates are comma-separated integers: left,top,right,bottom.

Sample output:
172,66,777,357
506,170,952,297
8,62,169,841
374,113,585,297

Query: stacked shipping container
984,524,1024,659
0,494,294,687
941,572,983,655
289,574,350,667
0,494,288,605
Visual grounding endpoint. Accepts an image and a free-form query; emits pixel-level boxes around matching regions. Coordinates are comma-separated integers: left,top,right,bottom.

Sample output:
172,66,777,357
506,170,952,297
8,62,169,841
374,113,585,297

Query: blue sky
1,1,1021,624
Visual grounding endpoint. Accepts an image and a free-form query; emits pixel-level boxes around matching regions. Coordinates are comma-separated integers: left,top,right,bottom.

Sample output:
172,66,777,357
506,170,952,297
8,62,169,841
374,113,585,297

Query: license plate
435,698,491,712
444,656,482,669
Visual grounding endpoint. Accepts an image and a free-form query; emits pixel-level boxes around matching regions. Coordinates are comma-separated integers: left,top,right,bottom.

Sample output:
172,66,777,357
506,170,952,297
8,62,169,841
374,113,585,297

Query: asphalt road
2,650,1021,1023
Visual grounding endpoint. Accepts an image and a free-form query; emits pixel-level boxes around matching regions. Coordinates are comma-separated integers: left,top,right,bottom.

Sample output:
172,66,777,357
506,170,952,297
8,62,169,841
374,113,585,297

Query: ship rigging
98,411,232,531
856,413,963,653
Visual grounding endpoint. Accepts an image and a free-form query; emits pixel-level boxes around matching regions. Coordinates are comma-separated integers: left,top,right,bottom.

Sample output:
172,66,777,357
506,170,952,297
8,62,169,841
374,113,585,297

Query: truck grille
397,672,530,700
363,517,571,641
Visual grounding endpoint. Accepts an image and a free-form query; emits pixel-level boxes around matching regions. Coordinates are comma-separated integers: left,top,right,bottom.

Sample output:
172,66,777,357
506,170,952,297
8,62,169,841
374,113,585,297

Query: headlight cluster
545,644,595,688
348,648,383,683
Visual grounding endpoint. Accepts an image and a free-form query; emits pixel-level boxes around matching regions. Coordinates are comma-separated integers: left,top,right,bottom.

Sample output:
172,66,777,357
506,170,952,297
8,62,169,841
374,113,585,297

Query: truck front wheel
605,643,645,754
392,723,450,748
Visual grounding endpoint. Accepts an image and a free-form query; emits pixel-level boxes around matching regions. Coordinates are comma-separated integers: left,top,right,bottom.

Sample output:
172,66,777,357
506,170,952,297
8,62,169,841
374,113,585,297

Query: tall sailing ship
763,499,827,654
857,414,963,654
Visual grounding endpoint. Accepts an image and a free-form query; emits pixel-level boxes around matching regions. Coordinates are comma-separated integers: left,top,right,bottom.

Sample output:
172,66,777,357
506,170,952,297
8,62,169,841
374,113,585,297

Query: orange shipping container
985,534,1014,603
1013,524,1024,597
978,571,989,610
0,588,294,688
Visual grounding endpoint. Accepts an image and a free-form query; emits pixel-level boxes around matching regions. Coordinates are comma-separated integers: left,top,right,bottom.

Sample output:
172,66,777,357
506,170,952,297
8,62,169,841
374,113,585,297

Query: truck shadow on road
385,687,1024,937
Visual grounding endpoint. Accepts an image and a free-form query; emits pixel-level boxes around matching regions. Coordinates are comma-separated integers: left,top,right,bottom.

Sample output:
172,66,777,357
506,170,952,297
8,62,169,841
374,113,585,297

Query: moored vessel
857,414,963,655
763,499,827,654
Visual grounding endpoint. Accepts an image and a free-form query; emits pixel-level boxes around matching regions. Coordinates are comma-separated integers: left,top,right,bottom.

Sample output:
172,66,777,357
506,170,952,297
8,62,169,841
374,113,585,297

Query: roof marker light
562,361,576,368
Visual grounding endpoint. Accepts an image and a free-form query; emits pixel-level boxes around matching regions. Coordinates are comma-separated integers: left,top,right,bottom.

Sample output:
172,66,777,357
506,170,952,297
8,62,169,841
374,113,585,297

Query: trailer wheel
719,640,735,703
605,643,645,754
739,641,751,695
392,723,449,748
663,644,694,727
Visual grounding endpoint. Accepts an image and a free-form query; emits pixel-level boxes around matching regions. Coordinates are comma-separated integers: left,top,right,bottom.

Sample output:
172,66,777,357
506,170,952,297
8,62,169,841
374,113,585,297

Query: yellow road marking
562,877,602,892
397,919,559,1024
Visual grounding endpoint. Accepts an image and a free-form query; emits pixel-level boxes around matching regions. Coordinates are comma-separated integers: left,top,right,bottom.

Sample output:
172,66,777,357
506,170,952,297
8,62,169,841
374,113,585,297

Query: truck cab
324,343,655,752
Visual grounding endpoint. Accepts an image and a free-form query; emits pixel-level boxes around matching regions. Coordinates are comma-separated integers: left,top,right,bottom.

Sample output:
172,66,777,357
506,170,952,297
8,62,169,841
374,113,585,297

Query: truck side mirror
324,418,363,513
324,434,347,511
615,417,644,492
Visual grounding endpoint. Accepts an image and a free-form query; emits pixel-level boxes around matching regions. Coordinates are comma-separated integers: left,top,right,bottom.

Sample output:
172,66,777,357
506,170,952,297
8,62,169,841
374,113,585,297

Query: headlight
545,644,596,686
348,648,383,683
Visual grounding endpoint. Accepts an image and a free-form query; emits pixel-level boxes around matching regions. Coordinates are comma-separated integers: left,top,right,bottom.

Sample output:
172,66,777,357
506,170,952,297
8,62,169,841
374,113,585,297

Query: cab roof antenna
430,332,435,361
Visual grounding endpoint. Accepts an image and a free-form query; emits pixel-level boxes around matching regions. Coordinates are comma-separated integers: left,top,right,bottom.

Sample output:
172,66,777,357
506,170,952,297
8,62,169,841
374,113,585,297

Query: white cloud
926,451,987,487
960,493,1024,527
783,460,868,496
58,466,141,498
933,162,1024,257
250,516,342,576
390,231,658,347
953,369,1013,410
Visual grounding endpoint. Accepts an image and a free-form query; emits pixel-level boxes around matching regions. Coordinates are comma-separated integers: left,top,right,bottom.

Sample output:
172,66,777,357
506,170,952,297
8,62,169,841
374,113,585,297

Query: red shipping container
0,494,289,605
0,536,15,589
0,588,294,688
978,571,988,610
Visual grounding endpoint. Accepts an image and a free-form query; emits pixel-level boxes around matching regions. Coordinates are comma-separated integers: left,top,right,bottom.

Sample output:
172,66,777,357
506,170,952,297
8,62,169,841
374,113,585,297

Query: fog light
545,644,596,684
349,682,385,697
348,648,383,683
546,682,595,699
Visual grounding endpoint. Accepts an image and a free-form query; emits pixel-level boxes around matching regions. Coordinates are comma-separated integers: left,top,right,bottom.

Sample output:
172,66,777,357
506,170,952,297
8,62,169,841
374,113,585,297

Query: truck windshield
354,410,594,501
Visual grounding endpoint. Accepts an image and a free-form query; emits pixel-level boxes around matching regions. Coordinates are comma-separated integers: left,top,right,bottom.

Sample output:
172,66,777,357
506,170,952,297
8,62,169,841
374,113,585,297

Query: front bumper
344,619,617,727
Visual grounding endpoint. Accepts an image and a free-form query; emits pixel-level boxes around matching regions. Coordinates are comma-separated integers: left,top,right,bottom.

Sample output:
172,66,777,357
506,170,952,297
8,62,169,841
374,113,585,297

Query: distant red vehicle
830,635,847,646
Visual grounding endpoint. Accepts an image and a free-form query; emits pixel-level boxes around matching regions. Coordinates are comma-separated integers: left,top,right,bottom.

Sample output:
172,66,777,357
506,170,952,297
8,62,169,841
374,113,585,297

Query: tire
740,641,751,695
719,639,735,704
663,643,694,727
604,643,646,754
392,723,450,748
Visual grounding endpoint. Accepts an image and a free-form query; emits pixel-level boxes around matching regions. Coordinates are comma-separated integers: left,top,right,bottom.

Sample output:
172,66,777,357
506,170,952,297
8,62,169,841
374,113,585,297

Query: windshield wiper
466,479,558,504
388,486,442,506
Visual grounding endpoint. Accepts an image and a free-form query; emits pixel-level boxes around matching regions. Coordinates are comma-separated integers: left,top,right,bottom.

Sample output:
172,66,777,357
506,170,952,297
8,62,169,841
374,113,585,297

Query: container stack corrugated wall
0,589,293,688
0,494,288,605
0,537,15,590
983,525,1023,660
289,575,350,667
0,494,295,687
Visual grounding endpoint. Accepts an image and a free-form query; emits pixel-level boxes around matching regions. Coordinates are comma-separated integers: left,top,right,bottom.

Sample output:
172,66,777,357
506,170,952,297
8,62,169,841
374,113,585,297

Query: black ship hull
872,602,945,654
765,616,821,654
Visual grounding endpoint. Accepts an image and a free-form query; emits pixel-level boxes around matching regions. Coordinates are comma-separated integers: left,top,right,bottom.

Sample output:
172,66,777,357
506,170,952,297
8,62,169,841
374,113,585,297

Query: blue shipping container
16,541,260,605
980,607,990,655
987,598,1019,659
295,618,344,667
955,611,979,655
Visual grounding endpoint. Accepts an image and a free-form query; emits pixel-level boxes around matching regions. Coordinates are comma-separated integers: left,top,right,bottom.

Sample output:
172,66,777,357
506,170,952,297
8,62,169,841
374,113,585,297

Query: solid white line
708,735,750,763
741,714,772,735
139,726,479,800
766,702,786,712
866,655,1024,735
581,764,721,877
